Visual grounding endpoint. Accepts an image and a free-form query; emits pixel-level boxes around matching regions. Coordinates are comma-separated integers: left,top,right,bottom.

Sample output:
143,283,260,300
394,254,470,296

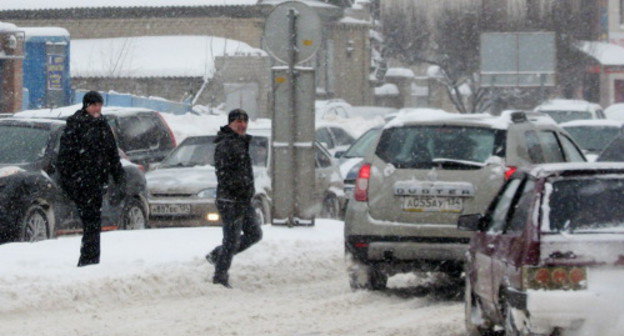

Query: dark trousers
211,200,262,281
75,191,103,267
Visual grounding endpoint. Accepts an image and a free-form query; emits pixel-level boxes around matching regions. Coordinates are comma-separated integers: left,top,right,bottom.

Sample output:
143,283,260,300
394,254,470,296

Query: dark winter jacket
214,125,255,202
57,109,124,199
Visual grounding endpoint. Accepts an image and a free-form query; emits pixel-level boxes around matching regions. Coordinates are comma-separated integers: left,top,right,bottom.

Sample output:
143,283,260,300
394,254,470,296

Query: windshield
375,126,505,169
0,125,50,164
542,110,593,123
564,126,620,152
161,136,269,168
343,128,380,158
548,177,624,232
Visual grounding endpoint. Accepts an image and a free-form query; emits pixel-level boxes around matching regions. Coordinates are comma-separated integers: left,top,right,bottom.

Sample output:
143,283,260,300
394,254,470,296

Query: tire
465,274,494,336
321,194,340,219
122,198,147,230
19,204,49,242
252,198,267,225
346,252,388,290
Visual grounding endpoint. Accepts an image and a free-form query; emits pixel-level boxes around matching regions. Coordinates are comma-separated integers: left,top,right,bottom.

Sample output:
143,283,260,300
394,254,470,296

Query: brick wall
329,22,373,106
0,31,23,112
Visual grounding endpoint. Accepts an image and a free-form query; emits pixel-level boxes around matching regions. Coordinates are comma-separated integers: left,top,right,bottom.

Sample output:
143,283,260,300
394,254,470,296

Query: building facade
0,1,373,117
0,22,24,112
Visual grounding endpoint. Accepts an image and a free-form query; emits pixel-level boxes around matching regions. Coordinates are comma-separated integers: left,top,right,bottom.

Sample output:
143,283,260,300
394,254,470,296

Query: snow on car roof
0,117,66,126
72,35,266,79
0,0,258,11
534,99,602,112
528,162,624,178
14,105,156,119
385,108,519,130
560,119,624,128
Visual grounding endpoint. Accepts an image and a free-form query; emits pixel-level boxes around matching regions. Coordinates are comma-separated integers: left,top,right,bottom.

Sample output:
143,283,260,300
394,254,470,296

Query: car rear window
548,177,624,232
0,125,50,164
564,126,620,152
542,110,592,123
375,126,505,169
343,128,380,158
115,114,174,153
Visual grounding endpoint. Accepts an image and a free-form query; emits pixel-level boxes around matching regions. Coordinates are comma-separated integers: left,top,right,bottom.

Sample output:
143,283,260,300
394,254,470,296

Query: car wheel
346,252,387,290
122,198,147,230
252,199,266,225
321,194,340,219
19,204,49,242
465,273,494,336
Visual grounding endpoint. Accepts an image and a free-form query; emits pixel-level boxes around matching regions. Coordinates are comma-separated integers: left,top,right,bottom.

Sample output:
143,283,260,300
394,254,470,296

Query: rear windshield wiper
432,158,485,169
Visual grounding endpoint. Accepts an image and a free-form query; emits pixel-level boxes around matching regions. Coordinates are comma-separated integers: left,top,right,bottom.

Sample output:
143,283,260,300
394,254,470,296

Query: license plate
150,204,191,215
402,196,463,213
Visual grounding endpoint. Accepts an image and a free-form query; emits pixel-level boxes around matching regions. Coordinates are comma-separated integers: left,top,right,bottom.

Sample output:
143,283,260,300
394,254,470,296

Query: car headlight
197,188,217,199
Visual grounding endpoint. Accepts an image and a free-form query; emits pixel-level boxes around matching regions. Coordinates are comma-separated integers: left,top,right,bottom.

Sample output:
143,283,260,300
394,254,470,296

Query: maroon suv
459,162,624,336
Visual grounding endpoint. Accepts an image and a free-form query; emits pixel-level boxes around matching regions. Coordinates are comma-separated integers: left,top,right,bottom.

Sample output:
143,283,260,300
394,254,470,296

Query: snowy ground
0,220,465,336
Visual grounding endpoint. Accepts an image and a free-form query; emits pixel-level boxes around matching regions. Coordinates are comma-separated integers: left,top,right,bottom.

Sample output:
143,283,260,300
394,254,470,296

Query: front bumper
148,198,222,227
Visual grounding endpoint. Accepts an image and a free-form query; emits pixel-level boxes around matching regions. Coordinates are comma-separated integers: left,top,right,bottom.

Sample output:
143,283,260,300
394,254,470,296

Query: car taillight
505,166,517,180
523,266,587,290
354,163,371,202
157,112,177,147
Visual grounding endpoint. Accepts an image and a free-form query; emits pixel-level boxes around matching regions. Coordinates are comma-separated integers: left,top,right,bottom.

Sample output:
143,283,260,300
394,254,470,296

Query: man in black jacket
206,109,262,288
57,91,125,267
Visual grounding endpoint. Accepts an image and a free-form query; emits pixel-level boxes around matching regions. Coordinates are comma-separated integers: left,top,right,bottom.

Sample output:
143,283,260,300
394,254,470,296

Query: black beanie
228,109,249,123
82,91,104,109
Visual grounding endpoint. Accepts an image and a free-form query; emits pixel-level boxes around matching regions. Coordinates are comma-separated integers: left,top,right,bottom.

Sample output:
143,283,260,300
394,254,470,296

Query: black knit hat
82,91,104,109
228,109,249,123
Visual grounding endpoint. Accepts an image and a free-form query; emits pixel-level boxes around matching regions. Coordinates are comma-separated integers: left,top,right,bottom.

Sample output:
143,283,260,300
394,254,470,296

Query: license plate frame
402,196,463,213
150,203,191,215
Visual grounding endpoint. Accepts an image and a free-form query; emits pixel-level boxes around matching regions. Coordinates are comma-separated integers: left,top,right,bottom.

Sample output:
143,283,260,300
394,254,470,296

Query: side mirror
334,150,346,159
457,214,486,232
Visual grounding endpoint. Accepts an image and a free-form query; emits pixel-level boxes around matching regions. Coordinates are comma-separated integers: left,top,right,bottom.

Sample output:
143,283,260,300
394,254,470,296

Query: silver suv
344,110,586,290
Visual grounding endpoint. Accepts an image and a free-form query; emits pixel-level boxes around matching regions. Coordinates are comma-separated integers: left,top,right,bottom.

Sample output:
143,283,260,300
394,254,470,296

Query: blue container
22,27,71,109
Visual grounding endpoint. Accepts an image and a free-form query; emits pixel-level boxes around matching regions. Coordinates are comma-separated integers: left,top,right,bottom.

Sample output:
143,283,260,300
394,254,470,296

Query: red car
459,162,624,336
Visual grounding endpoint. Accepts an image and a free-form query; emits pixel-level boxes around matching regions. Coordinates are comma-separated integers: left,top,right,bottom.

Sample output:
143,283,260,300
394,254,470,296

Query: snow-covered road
0,221,465,336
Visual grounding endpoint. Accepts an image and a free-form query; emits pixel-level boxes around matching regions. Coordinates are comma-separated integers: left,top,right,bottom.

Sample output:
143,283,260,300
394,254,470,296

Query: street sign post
264,1,321,226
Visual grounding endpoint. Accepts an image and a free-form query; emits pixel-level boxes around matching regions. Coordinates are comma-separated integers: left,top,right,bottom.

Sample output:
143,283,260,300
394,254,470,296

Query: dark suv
0,118,149,244
15,106,177,169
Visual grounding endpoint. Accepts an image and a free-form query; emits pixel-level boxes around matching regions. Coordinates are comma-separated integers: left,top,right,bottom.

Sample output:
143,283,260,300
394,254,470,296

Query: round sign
263,1,322,65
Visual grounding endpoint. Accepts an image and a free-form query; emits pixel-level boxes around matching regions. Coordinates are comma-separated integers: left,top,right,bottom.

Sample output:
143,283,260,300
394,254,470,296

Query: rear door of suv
366,120,507,225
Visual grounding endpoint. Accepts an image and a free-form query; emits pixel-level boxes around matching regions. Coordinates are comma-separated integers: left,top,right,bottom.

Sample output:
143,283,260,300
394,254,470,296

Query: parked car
560,119,624,161
316,122,357,158
15,105,177,169
534,99,605,123
604,102,624,121
0,118,149,244
146,127,345,227
344,110,586,290
460,162,624,336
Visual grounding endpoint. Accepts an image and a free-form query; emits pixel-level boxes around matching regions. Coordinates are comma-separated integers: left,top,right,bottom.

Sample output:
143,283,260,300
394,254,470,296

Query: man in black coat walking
57,91,125,267
206,109,262,288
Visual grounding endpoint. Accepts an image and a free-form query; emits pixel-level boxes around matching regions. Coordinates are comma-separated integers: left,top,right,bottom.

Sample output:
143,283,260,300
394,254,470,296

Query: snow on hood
560,119,624,128
146,166,217,194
